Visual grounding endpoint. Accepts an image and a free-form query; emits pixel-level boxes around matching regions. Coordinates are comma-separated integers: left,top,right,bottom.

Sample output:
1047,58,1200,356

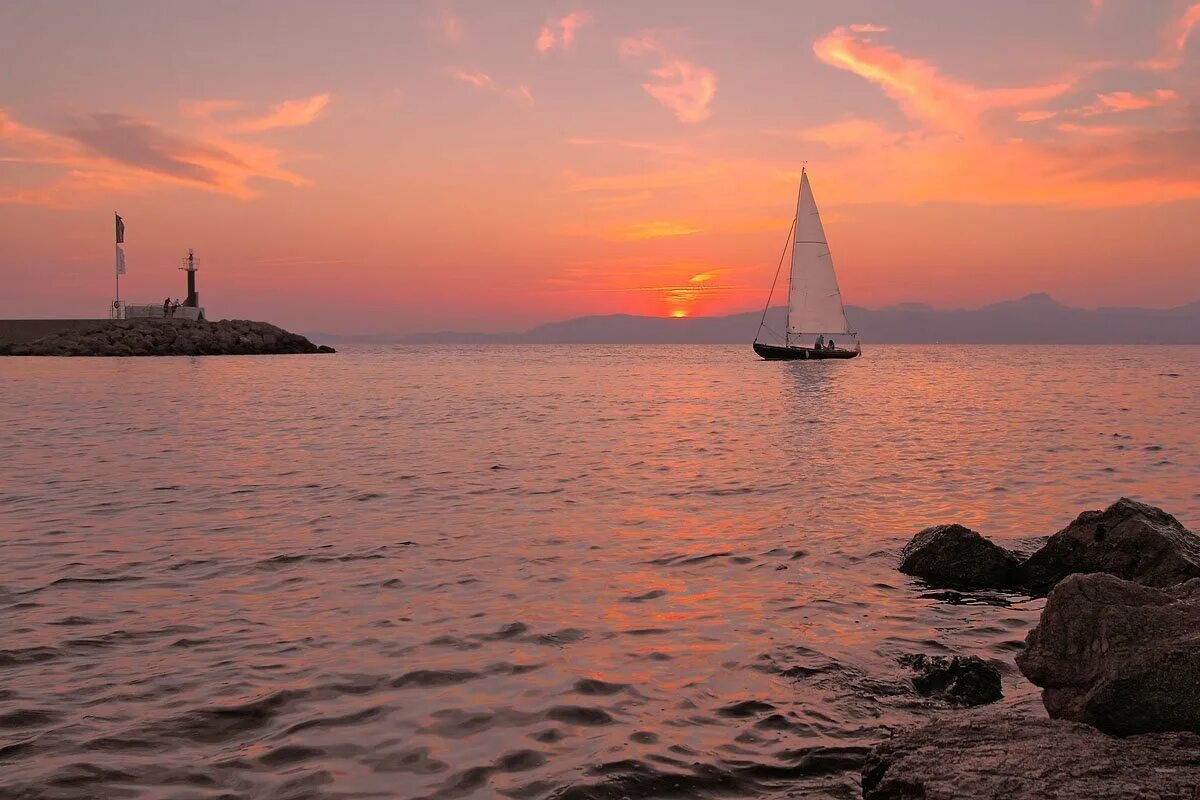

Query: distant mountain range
310,294,1200,345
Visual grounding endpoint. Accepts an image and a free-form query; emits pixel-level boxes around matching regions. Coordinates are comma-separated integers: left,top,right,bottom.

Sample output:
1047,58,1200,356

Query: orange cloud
813,24,1071,132
1136,2,1200,70
234,94,331,132
616,221,701,240
447,69,533,104
1083,89,1177,115
1017,110,1059,123
0,98,320,207
537,11,591,53
791,23,1200,209
618,34,717,123
1170,2,1200,50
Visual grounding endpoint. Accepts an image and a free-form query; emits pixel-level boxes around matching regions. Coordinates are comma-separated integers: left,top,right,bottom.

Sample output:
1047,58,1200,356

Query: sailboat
753,168,860,360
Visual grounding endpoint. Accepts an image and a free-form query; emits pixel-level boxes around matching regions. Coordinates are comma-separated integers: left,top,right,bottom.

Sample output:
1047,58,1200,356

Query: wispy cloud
0,94,327,207
435,5,463,44
234,94,331,132
618,34,716,123
537,11,591,53
813,24,1071,132
447,69,533,105
180,94,331,132
1138,2,1200,70
1082,88,1177,115
615,220,701,240
793,23,1200,208
1170,2,1200,51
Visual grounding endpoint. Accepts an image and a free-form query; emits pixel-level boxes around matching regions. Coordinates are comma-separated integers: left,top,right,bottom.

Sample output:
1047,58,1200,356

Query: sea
2,344,1198,799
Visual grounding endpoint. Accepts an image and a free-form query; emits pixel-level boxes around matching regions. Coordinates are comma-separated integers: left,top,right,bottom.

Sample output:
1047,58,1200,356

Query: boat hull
753,342,860,360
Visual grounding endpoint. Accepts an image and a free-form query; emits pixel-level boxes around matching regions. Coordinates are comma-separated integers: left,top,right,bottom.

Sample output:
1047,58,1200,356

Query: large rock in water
898,524,1022,589
899,654,1002,707
861,710,1200,800
0,318,334,357
1016,572,1200,736
1017,497,1200,593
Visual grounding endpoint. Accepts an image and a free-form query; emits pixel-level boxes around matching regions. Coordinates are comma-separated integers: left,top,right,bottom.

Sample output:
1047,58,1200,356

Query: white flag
116,244,126,275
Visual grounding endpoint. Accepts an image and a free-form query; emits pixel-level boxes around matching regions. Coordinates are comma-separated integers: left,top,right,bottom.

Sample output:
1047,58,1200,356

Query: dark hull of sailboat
753,342,860,360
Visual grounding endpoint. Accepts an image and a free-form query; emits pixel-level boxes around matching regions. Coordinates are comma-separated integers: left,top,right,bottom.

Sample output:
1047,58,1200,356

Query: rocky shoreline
865,498,1200,798
0,318,335,357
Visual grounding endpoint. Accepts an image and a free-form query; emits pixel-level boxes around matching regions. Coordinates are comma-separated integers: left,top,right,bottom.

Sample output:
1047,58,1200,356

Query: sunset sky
2,0,1199,333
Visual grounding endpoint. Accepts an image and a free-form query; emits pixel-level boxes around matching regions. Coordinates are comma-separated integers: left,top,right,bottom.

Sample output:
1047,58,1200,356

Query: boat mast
785,167,808,348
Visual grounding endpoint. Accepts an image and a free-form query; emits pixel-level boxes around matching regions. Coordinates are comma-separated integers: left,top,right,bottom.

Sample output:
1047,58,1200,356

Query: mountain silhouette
310,294,1200,344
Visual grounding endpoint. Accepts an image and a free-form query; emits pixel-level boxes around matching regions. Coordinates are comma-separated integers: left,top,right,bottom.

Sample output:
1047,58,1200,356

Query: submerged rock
1016,497,1200,593
1016,572,1200,735
899,654,1002,707
898,524,1021,589
0,318,335,357
862,710,1200,800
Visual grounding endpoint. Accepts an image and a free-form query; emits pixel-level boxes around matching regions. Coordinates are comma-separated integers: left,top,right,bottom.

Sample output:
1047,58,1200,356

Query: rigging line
755,216,797,343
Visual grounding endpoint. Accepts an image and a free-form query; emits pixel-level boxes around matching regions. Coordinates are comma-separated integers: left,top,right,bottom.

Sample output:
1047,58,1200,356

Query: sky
2,0,1199,334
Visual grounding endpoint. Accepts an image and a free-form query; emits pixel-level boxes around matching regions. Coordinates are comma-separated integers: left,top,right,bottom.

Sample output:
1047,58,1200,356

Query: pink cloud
537,11,591,53
1171,2,1200,50
618,34,717,123
813,24,1071,132
234,94,331,132
1136,2,1200,70
0,101,317,207
447,69,534,105
1083,89,1177,115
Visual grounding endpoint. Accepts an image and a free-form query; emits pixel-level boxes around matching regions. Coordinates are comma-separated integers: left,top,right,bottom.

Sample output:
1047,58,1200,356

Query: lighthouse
121,248,207,320
182,249,199,308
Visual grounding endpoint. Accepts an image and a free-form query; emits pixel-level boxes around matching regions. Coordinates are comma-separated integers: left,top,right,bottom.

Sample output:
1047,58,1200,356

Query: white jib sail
786,170,850,336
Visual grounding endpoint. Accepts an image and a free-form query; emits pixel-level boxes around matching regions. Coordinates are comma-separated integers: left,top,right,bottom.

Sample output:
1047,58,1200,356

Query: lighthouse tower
181,249,199,308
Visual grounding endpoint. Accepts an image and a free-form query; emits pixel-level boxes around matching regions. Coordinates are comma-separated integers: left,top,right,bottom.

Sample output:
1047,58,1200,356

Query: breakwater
0,318,334,356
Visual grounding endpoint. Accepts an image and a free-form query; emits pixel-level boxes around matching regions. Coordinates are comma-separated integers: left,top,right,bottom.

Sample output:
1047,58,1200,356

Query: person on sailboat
814,334,825,350
828,339,836,351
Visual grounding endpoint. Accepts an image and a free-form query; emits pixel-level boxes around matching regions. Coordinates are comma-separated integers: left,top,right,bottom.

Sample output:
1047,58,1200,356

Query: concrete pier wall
0,319,109,346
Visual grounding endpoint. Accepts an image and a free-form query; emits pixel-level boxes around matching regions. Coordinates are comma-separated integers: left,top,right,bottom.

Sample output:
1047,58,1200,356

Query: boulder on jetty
1016,497,1200,593
1016,572,1200,736
0,318,334,357
898,524,1022,589
861,710,1200,800
899,654,1002,707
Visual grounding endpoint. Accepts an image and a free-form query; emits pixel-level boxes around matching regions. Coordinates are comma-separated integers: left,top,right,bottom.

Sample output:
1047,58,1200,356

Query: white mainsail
786,170,850,337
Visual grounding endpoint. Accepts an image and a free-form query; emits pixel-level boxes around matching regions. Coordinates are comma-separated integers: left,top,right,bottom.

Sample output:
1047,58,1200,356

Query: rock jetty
898,497,1200,594
0,318,334,357
862,710,1200,800
1017,572,1200,736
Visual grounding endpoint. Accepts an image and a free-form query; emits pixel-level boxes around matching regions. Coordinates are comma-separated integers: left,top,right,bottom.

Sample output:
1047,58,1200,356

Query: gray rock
862,710,1200,800
1,319,334,357
899,654,1002,706
1016,572,1200,735
1017,497,1200,593
898,524,1022,589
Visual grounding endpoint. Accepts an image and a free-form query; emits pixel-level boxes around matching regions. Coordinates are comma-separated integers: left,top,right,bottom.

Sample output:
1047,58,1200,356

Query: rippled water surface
2,345,1198,799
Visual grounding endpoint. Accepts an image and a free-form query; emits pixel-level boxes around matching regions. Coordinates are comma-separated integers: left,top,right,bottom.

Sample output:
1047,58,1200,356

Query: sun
670,309,689,318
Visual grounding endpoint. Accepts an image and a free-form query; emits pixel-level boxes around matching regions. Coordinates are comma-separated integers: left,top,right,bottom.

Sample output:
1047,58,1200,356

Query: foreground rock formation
899,498,1200,594
1016,572,1200,735
1017,497,1200,593
900,654,1003,707
0,318,334,357
861,710,1200,800
898,524,1022,589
